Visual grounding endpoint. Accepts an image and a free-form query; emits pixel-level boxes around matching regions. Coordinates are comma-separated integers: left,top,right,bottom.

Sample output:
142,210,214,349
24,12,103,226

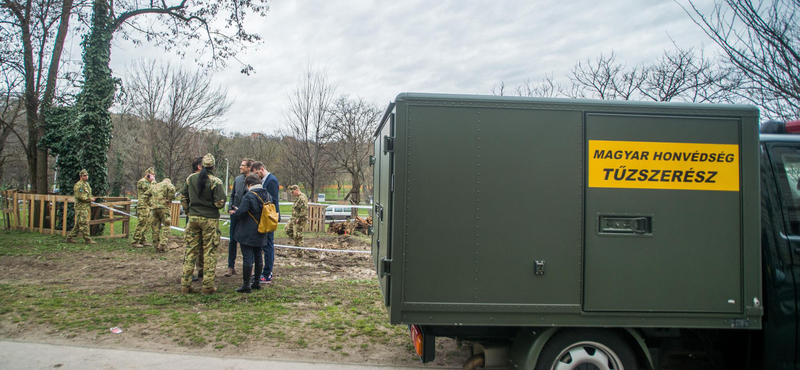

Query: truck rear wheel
534,329,638,370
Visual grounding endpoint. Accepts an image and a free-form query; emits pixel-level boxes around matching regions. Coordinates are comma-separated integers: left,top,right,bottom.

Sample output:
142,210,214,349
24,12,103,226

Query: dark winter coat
228,174,247,211
231,185,272,247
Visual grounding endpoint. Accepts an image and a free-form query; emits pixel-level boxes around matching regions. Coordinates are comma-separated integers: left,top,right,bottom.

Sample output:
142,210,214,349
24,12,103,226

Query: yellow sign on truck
588,140,740,191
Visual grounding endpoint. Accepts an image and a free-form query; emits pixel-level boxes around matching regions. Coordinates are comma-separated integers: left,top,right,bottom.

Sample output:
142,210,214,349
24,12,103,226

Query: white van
325,206,353,220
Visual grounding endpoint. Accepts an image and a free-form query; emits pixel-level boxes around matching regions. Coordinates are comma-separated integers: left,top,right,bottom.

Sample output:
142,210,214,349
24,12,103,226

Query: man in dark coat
251,161,279,284
226,157,254,277
230,173,272,293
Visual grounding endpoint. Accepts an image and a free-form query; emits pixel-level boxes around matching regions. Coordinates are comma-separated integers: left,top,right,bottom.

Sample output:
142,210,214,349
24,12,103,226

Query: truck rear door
372,108,395,306
584,114,743,313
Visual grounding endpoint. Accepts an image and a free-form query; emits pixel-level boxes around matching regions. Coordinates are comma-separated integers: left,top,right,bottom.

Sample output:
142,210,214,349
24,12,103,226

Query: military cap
202,153,215,168
288,185,299,191
145,167,155,175
79,169,88,176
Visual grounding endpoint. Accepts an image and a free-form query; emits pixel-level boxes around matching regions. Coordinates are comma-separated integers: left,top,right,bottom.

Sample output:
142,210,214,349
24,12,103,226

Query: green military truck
372,93,800,369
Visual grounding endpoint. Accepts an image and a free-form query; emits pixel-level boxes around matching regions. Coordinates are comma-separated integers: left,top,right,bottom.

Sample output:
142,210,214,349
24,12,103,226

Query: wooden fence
1,190,133,238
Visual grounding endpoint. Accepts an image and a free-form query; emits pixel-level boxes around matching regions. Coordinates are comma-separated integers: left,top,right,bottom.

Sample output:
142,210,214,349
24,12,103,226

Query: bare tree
491,81,507,96
568,51,646,100
123,59,231,181
565,48,740,103
682,0,800,120
107,112,149,194
492,76,566,98
0,0,78,193
327,94,381,204
639,46,741,103
280,65,337,201
0,71,26,188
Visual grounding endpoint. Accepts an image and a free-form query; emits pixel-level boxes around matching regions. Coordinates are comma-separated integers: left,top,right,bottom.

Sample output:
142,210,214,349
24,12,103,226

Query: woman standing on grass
230,173,273,293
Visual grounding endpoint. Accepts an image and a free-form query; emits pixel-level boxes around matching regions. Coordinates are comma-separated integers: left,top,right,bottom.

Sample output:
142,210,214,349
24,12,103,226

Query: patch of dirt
0,235,470,368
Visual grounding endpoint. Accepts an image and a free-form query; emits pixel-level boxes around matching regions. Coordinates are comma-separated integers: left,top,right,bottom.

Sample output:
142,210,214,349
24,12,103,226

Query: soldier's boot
131,243,144,248
181,285,194,294
85,239,97,245
201,286,217,295
236,265,252,293
65,237,75,243
143,242,153,247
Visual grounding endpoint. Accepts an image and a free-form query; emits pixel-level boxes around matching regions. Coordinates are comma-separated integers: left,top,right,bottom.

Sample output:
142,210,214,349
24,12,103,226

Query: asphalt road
0,341,444,370
0,340,714,370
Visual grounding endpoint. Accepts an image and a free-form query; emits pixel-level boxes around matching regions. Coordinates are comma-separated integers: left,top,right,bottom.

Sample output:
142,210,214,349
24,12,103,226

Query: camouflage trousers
151,208,172,251
132,207,157,244
285,218,305,247
182,216,219,289
67,206,92,241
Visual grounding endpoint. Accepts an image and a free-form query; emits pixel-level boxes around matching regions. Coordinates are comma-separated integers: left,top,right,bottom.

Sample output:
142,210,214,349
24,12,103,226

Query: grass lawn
0,228,433,364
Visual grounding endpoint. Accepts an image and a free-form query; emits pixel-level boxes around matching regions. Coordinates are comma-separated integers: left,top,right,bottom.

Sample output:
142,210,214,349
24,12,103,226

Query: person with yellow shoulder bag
229,173,274,293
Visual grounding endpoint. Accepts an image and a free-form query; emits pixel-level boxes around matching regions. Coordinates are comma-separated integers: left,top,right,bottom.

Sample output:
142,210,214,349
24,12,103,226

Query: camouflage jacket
147,181,176,210
137,177,154,209
292,192,309,221
179,171,226,219
73,180,92,210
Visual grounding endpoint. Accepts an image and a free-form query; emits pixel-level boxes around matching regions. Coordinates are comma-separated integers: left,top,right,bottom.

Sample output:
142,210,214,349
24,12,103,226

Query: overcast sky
108,0,718,135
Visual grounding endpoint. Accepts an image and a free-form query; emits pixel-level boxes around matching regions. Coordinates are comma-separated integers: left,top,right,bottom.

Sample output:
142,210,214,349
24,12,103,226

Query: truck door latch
381,258,392,277
383,136,394,154
535,260,545,275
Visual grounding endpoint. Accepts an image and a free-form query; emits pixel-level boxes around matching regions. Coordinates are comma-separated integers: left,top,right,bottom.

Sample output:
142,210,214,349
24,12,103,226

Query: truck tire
534,329,639,370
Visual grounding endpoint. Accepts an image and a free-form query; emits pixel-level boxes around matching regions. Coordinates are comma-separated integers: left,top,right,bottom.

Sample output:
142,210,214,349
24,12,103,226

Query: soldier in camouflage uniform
285,185,308,254
179,154,227,295
131,167,157,247
180,156,205,282
147,178,176,252
66,169,97,244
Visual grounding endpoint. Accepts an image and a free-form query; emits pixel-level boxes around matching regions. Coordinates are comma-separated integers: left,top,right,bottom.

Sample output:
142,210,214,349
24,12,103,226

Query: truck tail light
410,325,424,356
786,120,800,134
408,325,436,363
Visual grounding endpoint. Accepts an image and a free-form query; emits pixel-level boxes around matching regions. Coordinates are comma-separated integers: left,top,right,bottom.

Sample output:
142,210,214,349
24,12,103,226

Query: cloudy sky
108,0,718,135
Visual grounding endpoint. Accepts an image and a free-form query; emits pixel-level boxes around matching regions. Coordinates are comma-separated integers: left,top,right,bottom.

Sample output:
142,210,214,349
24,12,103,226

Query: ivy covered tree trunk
73,0,115,197
41,0,116,232
48,0,115,197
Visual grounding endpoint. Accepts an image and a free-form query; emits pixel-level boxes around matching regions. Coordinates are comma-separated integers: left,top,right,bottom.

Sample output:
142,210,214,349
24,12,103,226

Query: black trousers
240,244,263,271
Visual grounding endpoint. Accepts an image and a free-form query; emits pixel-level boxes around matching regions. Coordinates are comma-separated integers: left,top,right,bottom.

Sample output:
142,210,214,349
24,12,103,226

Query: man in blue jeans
226,158,254,277
251,161,279,284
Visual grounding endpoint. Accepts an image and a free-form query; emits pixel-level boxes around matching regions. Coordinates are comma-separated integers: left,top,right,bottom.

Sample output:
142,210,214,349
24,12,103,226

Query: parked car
325,206,353,220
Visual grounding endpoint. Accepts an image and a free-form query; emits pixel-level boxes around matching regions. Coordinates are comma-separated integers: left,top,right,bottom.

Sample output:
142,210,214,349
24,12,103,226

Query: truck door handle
598,215,652,235
793,248,800,255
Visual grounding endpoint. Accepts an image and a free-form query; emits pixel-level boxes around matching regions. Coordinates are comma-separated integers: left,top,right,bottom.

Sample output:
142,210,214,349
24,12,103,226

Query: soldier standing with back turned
132,167,156,248
147,178,176,252
65,169,97,244
285,185,308,256
179,154,227,295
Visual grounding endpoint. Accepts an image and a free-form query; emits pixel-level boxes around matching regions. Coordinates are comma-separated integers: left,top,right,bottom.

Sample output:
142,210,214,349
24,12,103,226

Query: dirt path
0,234,470,368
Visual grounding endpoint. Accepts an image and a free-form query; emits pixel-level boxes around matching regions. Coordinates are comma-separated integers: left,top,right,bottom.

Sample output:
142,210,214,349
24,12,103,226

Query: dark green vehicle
372,93,800,369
